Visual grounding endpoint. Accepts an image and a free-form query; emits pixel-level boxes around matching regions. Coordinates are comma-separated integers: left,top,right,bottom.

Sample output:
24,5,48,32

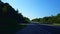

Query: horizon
2,0,60,20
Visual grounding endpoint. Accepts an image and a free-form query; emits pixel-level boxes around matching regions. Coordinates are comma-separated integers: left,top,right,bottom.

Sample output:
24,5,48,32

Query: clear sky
2,0,60,20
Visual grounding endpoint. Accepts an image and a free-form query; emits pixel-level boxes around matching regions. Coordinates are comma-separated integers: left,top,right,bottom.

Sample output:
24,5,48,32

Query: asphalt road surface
16,23,60,34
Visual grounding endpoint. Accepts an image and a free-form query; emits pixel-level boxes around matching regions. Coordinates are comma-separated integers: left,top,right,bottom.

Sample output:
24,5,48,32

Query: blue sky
2,0,60,20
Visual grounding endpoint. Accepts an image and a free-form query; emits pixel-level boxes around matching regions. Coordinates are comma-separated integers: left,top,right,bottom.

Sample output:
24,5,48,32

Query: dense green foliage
0,1,28,34
32,13,60,24
24,17,30,23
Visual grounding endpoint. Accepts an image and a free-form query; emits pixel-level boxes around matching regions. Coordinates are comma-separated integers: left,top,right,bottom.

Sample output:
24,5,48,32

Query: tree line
32,13,60,24
0,1,30,34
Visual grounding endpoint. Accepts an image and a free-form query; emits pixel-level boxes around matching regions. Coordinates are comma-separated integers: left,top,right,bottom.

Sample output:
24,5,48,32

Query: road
16,23,60,34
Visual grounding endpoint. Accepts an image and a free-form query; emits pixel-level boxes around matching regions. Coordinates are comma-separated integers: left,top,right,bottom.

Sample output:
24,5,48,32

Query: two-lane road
16,23,60,34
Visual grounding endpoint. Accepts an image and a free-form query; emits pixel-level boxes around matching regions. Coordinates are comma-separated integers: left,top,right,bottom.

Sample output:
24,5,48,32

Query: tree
32,18,40,22
0,1,27,34
24,17,30,23
32,13,60,24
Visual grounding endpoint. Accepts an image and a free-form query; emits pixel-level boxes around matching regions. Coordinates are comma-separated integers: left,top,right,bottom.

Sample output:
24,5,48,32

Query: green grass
52,23,60,26
41,23,60,26
18,25,26,29
16,25,27,32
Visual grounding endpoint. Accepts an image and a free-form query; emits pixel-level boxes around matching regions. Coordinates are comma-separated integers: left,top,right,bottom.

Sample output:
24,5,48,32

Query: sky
2,0,60,20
